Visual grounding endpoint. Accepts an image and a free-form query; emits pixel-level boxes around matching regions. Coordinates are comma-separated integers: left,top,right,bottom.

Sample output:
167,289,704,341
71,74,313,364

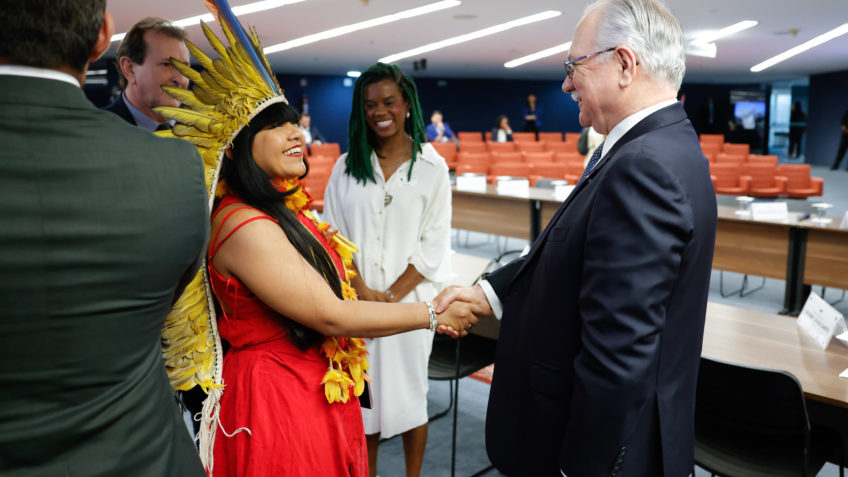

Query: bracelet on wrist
424,300,437,332
385,289,394,300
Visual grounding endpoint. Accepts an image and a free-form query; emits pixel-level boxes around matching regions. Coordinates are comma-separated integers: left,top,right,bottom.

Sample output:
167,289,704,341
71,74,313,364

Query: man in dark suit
0,1,207,475
299,113,326,154
435,0,716,475
104,17,190,131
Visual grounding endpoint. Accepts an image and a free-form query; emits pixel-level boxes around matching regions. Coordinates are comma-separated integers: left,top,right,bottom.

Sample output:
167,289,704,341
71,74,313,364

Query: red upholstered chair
723,143,750,156
456,162,488,176
529,162,568,186
747,154,779,166
742,163,786,198
512,132,536,143
710,163,750,196
430,141,457,169
545,141,577,153
777,164,824,198
564,161,586,184
699,133,724,145
490,151,524,164
303,168,331,212
459,141,487,153
554,151,585,165
715,153,747,165
458,131,484,142
515,142,545,153
700,142,721,158
456,151,490,168
564,132,582,143
522,151,555,165
486,141,516,153
488,162,530,183
538,132,563,142
310,142,341,159
307,155,335,173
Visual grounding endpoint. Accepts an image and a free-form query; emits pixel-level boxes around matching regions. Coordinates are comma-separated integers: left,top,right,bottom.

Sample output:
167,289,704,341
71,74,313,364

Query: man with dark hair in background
0,1,207,475
104,17,190,131
831,109,848,170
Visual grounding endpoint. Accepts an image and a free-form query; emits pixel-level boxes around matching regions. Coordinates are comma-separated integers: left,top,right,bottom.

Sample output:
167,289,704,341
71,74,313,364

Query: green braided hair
345,62,428,184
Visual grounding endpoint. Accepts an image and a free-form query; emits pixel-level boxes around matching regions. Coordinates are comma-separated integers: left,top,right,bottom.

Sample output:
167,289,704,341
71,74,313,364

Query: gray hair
583,0,686,90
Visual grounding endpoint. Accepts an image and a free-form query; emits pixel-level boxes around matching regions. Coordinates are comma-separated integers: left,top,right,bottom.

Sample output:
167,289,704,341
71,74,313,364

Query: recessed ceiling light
694,20,758,44
110,0,309,43
751,22,848,72
504,41,571,68
379,10,561,64
347,70,362,78
264,0,462,55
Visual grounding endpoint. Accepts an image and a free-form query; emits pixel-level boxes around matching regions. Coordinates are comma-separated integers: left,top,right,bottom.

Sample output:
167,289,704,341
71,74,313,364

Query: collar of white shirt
596,98,678,163
0,64,79,87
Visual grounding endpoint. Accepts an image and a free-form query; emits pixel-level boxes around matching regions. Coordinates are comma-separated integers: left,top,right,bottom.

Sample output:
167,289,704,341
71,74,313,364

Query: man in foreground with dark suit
104,17,189,131
435,0,716,475
0,1,207,475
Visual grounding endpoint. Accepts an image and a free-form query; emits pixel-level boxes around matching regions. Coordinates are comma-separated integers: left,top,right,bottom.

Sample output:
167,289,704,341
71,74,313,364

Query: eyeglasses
563,47,616,78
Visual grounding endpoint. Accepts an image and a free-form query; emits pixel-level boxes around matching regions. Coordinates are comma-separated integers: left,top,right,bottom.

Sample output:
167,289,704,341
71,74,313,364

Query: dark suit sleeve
561,150,693,473
485,255,525,298
170,142,209,304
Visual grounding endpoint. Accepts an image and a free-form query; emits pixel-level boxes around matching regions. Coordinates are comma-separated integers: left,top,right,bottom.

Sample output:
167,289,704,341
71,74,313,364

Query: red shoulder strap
209,205,276,259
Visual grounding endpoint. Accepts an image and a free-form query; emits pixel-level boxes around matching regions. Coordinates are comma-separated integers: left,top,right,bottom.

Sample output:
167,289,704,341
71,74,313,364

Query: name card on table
797,292,846,349
553,184,575,201
841,211,848,230
496,177,529,197
750,201,789,222
456,173,487,192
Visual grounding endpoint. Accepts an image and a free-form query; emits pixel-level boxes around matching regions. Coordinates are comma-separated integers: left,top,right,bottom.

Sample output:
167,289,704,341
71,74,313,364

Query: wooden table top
703,302,848,407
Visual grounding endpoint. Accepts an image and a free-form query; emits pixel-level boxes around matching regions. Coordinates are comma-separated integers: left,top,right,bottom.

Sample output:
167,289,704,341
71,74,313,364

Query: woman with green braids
324,62,452,476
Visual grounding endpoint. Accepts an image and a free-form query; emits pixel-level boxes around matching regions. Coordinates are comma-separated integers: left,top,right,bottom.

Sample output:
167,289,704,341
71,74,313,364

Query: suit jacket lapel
510,103,688,286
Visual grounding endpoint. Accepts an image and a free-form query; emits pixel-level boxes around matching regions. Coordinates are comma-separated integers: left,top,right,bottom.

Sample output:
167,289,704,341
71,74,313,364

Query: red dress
209,196,367,477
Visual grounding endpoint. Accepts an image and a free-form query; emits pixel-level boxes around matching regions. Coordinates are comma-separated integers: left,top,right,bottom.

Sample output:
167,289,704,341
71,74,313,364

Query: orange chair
459,141,487,153
554,152,585,165
512,132,536,143
523,151,555,165
456,163,488,176
458,131,484,142
515,142,545,153
563,161,586,184
491,151,523,164
456,151,491,172
742,163,786,198
723,143,750,156
545,142,577,153
700,142,721,158
310,142,341,158
747,154,778,166
303,169,331,212
429,142,457,169
703,151,718,164
486,142,516,153
710,163,750,196
529,162,568,186
715,153,747,165
777,164,824,198
488,162,530,183
564,132,582,144
307,155,335,173
699,133,724,145
538,132,563,142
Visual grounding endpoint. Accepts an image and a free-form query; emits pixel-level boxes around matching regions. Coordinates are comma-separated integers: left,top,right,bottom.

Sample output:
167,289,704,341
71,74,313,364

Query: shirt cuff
478,279,503,320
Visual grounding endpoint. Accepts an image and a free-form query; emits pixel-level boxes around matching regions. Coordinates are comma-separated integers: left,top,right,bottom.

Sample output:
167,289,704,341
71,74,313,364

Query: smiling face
561,9,618,134
123,30,190,121
251,122,306,180
363,78,410,141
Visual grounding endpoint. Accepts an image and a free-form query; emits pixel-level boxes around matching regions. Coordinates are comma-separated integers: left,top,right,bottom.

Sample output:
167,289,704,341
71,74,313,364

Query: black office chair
428,331,498,477
694,357,844,477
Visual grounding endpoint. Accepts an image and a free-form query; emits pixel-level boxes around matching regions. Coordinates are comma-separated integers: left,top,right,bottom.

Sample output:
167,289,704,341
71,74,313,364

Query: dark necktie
578,142,604,184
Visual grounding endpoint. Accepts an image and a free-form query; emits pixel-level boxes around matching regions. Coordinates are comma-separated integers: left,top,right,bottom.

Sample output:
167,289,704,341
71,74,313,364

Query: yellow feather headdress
152,6,287,472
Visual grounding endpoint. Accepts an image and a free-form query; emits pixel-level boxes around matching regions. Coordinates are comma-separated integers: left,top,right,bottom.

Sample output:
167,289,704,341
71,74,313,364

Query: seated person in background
426,110,455,143
299,113,325,153
577,126,605,166
491,115,514,142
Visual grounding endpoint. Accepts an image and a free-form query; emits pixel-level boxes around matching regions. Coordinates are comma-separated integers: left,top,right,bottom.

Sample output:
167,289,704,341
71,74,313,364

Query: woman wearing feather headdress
153,3,480,475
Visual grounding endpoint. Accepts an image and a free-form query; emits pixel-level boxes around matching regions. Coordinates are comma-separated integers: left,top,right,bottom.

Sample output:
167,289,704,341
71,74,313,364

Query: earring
406,111,410,118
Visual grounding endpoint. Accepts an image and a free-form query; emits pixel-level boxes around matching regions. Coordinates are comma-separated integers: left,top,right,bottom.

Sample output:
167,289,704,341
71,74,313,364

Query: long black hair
345,62,427,184
219,101,342,350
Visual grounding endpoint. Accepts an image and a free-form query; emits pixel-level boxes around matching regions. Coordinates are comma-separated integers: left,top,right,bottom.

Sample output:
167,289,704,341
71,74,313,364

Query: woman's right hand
436,300,481,337
357,285,394,303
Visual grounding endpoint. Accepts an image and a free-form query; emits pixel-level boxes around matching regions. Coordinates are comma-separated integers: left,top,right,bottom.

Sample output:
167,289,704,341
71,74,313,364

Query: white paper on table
456,173,487,192
840,211,848,230
751,201,789,222
797,292,845,349
553,184,575,201
496,177,529,197
840,368,848,379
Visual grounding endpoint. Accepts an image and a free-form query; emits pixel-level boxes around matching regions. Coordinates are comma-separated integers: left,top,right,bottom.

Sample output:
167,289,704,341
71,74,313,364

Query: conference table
451,184,848,315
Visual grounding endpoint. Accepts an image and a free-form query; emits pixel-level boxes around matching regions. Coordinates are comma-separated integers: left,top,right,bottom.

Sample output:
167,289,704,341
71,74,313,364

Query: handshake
433,284,494,338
